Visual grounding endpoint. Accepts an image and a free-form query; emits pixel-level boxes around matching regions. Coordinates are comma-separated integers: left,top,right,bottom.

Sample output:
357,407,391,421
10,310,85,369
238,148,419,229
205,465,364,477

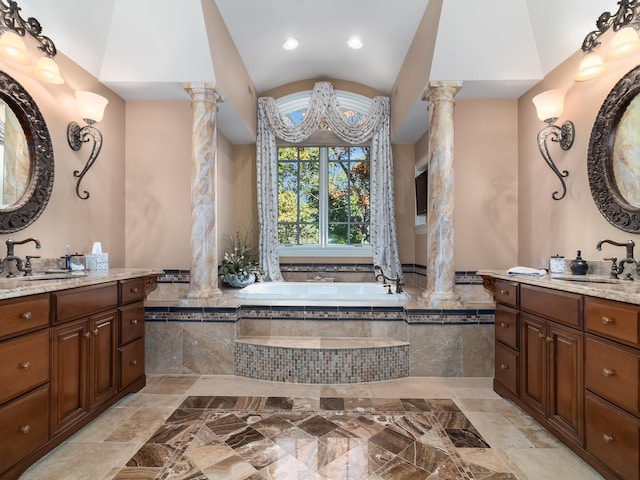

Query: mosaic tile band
234,341,410,383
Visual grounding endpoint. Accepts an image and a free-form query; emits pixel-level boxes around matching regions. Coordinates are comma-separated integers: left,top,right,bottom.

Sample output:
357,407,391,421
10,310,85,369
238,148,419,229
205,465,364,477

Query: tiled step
234,336,409,384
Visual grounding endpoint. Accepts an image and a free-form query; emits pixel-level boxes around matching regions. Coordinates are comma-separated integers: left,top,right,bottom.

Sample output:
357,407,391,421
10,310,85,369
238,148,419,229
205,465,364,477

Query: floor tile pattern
113,395,498,480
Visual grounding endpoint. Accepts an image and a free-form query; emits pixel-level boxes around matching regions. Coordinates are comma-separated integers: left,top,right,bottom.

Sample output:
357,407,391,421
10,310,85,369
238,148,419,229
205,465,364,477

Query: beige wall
393,144,416,264
124,101,192,269
412,98,519,271
518,48,640,268
0,53,127,266
455,99,518,270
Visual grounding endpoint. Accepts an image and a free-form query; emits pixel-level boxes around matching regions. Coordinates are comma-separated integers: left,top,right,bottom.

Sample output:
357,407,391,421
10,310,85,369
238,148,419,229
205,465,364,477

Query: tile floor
20,376,604,480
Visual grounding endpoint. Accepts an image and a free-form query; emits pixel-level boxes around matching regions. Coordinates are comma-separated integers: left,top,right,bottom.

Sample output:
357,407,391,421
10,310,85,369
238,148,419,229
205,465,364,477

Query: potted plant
219,231,260,288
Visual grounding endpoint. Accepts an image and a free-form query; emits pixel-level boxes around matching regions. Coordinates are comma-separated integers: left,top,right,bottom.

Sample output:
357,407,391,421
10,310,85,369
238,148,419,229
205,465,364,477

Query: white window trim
278,146,371,257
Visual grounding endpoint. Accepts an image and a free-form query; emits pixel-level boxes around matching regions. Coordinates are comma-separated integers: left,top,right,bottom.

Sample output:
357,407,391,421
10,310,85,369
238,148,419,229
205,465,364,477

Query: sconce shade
532,89,567,122
0,32,30,65
32,57,64,85
75,91,108,123
575,52,606,81
606,27,640,61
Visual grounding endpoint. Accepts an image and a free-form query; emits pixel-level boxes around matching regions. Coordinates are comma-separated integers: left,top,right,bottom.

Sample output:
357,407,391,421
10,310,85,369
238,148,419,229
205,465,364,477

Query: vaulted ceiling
21,0,611,143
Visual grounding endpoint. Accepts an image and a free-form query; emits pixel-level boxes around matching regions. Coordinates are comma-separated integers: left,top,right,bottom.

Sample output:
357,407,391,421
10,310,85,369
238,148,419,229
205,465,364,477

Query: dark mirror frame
588,64,640,233
0,71,54,233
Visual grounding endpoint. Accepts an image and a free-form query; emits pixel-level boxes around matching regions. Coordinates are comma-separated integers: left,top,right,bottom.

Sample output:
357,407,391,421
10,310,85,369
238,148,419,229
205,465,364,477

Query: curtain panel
256,81,403,282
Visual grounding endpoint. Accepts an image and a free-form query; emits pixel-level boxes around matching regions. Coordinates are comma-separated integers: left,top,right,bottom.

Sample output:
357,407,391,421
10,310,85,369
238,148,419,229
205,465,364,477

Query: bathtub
236,281,410,302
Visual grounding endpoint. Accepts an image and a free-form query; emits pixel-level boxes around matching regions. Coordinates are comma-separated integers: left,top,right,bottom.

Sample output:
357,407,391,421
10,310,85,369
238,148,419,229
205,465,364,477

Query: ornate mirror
0,71,54,233
588,65,640,232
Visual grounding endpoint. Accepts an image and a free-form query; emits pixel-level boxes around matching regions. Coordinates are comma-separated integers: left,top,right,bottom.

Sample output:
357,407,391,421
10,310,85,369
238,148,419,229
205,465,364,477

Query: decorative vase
224,272,255,288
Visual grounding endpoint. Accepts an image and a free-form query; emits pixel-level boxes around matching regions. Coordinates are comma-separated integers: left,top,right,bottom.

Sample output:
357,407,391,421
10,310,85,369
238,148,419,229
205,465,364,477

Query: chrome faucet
0,237,42,277
373,265,404,294
596,239,638,279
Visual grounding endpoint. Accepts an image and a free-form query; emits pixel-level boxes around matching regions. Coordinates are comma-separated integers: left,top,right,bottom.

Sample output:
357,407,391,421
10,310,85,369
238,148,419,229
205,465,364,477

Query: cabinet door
89,310,117,409
548,322,584,443
51,320,89,435
521,313,547,416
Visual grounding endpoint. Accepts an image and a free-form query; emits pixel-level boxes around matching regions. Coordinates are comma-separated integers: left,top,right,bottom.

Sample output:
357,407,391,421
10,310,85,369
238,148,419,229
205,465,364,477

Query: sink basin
11,272,88,281
550,274,628,284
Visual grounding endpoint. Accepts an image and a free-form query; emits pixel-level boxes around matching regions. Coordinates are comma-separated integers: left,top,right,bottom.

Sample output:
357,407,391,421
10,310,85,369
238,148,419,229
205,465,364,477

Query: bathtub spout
374,265,404,294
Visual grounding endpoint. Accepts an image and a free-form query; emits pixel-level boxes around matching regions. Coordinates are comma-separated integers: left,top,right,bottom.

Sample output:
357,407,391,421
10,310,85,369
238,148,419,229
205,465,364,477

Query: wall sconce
532,89,575,201
576,0,640,81
0,0,64,85
67,91,109,200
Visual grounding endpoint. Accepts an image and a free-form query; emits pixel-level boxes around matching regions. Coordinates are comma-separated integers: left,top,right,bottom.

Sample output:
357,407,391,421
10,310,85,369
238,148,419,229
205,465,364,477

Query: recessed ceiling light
282,37,299,50
347,36,363,49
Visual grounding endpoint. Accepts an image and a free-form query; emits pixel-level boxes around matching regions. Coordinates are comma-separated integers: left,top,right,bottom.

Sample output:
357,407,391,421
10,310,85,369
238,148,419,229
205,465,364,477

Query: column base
421,290,460,309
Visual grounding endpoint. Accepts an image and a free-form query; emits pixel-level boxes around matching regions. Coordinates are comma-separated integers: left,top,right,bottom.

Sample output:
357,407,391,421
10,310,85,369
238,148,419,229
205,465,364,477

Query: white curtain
256,82,403,282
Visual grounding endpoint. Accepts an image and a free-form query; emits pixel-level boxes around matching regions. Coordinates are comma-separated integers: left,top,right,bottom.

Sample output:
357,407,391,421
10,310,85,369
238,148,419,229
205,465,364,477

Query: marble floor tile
17,375,606,480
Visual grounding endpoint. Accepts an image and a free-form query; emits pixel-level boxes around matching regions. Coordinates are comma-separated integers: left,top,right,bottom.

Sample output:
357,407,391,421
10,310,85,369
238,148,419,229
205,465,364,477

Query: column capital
421,81,463,103
184,83,224,104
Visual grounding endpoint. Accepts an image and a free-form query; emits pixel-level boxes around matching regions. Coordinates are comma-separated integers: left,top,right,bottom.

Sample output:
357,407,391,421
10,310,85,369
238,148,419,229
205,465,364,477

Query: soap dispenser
570,250,588,275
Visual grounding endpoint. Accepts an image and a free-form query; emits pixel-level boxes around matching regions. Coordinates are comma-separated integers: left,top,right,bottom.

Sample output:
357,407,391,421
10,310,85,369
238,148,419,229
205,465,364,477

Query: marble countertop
478,269,640,305
0,268,163,300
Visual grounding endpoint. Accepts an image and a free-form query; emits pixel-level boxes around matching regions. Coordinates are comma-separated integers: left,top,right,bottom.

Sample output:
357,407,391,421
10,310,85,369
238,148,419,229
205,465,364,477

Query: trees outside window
277,145,370,250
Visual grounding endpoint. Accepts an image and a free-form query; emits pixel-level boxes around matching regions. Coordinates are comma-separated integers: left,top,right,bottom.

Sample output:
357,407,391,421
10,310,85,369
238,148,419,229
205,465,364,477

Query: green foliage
219,231,259,281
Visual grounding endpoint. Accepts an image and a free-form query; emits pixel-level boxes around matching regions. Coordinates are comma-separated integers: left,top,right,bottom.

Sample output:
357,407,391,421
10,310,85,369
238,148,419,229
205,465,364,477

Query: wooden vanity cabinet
488,278,640,480
0,294,51,477
0,274,156,480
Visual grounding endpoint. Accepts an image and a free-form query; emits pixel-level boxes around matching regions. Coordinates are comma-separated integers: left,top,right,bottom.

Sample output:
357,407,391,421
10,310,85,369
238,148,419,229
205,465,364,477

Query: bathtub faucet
373,265,404,294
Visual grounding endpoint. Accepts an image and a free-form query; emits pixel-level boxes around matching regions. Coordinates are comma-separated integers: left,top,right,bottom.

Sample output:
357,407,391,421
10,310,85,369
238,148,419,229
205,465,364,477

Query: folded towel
507,266,547,276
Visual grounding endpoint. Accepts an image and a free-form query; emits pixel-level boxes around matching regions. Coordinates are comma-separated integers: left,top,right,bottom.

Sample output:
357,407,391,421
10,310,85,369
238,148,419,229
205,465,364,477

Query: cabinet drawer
0,330,49,405
521,285,582,327
495,280,518,307
120,278,145,305
0,384,49,475
119,302,145,346
585,297,640,347
585,392,640,480
495,304,518,349
54,283,118,323
585,336,639,415
0,293,49,340
120,337,144,389
495,343,519,395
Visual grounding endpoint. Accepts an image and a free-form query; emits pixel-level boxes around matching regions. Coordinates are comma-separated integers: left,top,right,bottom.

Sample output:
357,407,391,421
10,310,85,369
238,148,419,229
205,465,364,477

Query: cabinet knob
500,364,509,370
130,287,139,293
84,332,91,338
545,336,553,343
19,425,31,434
499,322,508,328
603,368,616,377
538,332,546,338
601,316,614,325
131,319,138,325
21,312,32,320
130,359,138,366
92,328,99,336
603,434,614,444
19,361,30,370
500,289,509,296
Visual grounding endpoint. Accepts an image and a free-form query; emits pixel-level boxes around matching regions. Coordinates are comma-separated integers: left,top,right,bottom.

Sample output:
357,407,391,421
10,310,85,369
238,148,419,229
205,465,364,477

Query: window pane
278,223,298,244
328,224,348,244
299,161,319,222
299,224,319,244
350,224,369,244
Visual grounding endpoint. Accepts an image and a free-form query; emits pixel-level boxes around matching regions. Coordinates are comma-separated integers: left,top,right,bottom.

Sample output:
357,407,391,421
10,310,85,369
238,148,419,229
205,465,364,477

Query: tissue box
84,253,109,271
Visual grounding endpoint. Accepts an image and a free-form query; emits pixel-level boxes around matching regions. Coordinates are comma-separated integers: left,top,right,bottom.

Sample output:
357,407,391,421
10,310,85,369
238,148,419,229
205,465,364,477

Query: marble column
184,83,223,298
422,81,463,308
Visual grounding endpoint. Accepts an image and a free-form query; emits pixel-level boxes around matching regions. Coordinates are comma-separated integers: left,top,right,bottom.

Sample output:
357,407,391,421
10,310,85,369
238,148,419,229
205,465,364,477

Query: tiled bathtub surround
145,303,495,379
